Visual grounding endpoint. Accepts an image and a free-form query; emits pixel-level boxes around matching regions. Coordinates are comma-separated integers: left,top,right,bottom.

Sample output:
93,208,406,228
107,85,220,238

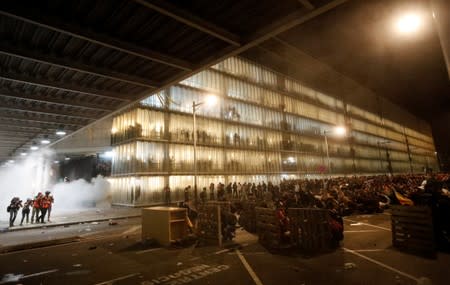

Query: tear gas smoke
0,149,111,222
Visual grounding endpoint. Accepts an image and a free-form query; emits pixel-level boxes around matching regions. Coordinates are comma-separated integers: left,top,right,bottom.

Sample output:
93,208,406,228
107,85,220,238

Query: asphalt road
0,213,448,285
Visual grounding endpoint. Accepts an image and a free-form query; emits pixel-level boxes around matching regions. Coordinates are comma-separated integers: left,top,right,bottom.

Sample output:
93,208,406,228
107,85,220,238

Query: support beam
298,0,315,10
0,123,76,132
0,42,159,89
246,0,348,43
0,105,99,120
0,9,194,71
0,114,85,127
0,88,114,112
133,0,241,46
51,0,348,147
0,73,131,101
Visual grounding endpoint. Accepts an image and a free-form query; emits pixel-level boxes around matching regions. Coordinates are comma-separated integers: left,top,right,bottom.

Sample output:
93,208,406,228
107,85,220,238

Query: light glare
334,126,347,136
56,130,66,136
395,13,422,34
205,95,217,107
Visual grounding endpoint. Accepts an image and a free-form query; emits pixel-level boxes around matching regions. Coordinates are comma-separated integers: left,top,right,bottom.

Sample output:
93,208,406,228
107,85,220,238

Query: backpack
6,205,11,213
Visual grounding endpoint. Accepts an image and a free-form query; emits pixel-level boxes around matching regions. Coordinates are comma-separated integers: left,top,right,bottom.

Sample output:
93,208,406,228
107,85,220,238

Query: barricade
196,201,231,245
391,205,435,257
255,207,283,249
288,208,333,253
239,201,257,233
255,207,334,253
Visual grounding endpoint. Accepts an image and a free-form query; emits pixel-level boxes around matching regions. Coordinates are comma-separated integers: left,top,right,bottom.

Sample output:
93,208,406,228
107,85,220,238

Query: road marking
344,218,391,231
344,230,379,233
136,248,162,255
93,273,140,285
22,269,59,279
352,249,386,252
343,248,419,282
236,250,264,285
122,225,141,235
215,249,229,255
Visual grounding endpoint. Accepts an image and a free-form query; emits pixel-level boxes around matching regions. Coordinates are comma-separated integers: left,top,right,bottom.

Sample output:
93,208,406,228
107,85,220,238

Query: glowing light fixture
20,152,27,156
54,160,59,164
65,156,71,161
56,130,66,136
334,126,347,136
41,135,51,144
30,142,39,151
8,160,14,163
395,13,422,34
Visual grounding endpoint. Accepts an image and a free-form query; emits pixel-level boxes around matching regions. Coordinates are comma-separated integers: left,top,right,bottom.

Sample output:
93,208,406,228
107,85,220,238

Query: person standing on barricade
209,183,215,200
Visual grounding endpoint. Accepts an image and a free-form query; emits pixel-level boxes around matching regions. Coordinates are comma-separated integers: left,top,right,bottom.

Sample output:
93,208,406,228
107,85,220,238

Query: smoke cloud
0,149,111,223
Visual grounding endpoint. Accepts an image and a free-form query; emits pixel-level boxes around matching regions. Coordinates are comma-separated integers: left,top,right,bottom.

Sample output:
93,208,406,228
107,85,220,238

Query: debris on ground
177,262,183,266
85,228,92,232
344,262,357,270
109,220,118,226
72,264,82,267
350,223,363,226
88,246,97,250
91,222,99,225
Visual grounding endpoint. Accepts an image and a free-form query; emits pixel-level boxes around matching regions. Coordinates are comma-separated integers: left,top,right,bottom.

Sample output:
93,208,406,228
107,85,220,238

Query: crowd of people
186,173,450,247
7,191,54,227
191,173,450,215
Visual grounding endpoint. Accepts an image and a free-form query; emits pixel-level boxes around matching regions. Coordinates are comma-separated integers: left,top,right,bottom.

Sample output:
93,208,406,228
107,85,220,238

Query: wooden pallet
255,207,284,249
288,208,333,253
196,201,231,245
391,205,435,257
239,201,257,233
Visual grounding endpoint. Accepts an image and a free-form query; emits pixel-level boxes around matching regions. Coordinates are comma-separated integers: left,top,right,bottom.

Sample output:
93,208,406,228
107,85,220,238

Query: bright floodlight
30,145,39,151
20,152,27,156
205,94,217,106
41,139,51,145
56,130,66,136
395,13,422,34
334,126,347,136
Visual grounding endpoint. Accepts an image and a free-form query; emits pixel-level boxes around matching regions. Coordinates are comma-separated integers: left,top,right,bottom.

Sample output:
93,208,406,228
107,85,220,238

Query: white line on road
93,273,140,285
344,218,391,231
352,249,387,252
344,230,379,233
236,249,264,285
343,248,419,282
22,269,59,279
122,225,141,235
215,249,230,255
136,248,162,255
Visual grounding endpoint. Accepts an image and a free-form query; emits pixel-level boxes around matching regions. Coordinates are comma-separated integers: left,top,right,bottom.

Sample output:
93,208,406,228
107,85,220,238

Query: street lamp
323,126,346,177
395,12,423,35
192,95,217,204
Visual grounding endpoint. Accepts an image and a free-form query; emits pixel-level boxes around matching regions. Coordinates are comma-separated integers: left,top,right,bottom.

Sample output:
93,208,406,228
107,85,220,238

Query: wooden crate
391,205,435,256
288,208,333,253
142,207,187,246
